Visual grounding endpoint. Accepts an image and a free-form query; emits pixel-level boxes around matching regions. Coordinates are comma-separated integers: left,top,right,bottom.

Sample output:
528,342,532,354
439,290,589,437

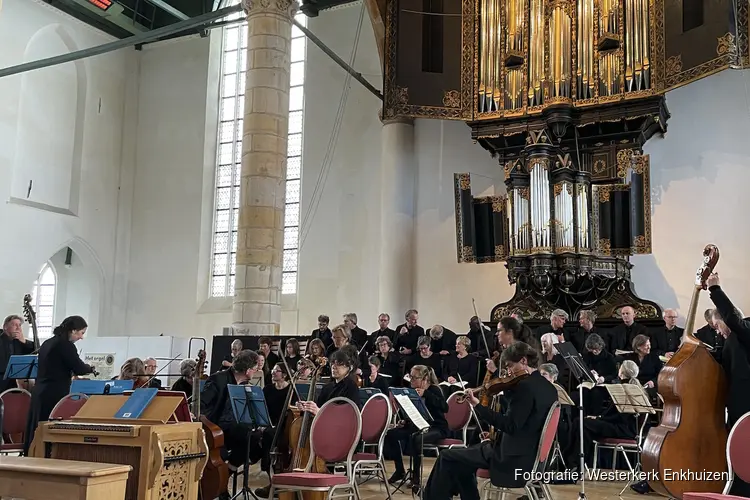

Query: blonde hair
120,358,146,382
331,324,351,341
410,364,439,385
456,336,471,351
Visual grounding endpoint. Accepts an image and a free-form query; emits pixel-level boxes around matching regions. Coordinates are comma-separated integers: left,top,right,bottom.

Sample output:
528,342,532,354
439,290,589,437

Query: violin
457,368,529,404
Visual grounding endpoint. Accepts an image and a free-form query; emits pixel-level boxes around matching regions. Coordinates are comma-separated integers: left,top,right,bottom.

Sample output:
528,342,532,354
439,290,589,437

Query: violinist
445,336,479,388
485,317,537,376
303,338,329,379
0,315,35,393
424,342,556,500
118,358,150,388
384,365,449,494
23,316,95,455
199,350,261,469
296,349,360,415
706,272,750,496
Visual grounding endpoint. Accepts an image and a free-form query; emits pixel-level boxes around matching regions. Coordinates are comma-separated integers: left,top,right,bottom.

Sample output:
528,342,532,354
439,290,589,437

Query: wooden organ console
29,395,208,500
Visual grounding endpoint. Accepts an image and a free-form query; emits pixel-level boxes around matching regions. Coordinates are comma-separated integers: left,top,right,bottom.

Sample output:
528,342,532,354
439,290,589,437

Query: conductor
22,316,95,455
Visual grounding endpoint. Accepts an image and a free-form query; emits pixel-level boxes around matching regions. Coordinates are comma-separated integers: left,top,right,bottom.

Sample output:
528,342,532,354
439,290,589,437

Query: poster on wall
83,353,116,380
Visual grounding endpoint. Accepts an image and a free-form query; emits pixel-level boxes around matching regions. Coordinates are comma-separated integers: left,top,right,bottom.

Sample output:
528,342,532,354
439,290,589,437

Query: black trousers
223,424,274,468
564,416,633,467
383,426,444,481
423,441,493,500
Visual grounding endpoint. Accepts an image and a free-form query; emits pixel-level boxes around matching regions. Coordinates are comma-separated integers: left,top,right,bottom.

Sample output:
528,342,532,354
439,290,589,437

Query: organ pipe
576,183,590,250
511,188,531,254
554,183,574,250
476,0,653,112
529,160,550,251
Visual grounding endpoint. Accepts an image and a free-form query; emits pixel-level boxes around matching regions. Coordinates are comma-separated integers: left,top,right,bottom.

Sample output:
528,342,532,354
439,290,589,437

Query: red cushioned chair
683,411,750,500
269,397,362,500
591,409,651,494
425,391,473,452
49,393,89,420
352,393,393,499
0,388,31,455
477,402,561,500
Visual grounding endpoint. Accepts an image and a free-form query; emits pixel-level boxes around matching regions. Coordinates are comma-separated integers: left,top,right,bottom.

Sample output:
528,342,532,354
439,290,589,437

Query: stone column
378,117,416,317
234,0,297,336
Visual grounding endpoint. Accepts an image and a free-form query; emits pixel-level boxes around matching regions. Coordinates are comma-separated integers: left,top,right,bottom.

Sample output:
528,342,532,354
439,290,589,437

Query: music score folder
114,388,159,419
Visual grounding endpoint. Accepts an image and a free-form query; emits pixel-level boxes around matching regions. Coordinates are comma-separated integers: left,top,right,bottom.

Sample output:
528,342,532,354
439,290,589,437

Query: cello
642,244,728,498
193,349,230,500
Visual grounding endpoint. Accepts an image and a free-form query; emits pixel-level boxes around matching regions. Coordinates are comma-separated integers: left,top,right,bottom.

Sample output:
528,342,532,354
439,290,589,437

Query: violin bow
457,372,488,436
472,298,493,359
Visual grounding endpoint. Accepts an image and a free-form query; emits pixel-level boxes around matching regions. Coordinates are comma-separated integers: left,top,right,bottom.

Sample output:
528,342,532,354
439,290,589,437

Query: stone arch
11,23,87,215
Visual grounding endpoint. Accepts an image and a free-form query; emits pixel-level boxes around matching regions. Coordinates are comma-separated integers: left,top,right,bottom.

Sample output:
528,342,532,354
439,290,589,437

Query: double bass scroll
642,244,728,499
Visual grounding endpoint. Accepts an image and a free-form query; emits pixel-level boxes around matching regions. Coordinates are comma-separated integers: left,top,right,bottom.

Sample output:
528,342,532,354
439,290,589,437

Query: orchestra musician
144,357,162,388
0,314,35,393
622,335,662,392
296,349,361,415
696,308,725,354
325,324,351,357
423,342,556,500
563,360,641,468
22,316,95,455
253,363,298,498
258,337,280,385
706,273,750,496
171,359,196,395
394,309,424,356
222,339,244,369
385,364,449,494
118,358,150,388
607,306,648,352
540,333,571,392
199,349,261,469
249,354,265,388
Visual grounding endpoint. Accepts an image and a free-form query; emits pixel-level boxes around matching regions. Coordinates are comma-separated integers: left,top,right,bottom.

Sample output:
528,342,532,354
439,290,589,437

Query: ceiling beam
145,0,190,20
363,0,385,68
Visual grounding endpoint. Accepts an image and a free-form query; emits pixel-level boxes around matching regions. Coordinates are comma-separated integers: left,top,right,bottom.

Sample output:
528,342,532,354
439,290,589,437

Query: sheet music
394,394,430,431
615,349,633,356
439,381,468,388
553,383,575,405
604,384,655,414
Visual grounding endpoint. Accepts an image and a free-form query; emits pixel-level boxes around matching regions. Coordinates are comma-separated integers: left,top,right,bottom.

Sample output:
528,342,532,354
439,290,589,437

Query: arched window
30,262,56,339
210,6,306,297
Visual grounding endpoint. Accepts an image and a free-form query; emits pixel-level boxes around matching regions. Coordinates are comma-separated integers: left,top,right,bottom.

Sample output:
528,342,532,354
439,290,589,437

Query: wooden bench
0,456,131,500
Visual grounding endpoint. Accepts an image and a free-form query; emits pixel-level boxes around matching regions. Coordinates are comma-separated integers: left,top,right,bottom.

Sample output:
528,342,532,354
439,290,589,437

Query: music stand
556,341,596,500
227,385,272,500
389,388,432,499
4,355,38,382
359,387,381,401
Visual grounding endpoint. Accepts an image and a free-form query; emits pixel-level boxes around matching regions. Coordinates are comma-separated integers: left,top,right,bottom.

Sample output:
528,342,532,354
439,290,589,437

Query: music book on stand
4,355,38,380
604,384,655,414
553,383,575,405
389,387,432,432
115,388,159,419
359,387,381,400
227,384,271,427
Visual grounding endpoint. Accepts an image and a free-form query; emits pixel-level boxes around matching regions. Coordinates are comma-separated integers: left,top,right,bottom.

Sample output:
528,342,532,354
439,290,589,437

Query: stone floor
233,457,653,499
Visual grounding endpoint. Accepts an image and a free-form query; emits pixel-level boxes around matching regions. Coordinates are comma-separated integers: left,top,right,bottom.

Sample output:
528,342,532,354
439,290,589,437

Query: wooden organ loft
382,0,749,326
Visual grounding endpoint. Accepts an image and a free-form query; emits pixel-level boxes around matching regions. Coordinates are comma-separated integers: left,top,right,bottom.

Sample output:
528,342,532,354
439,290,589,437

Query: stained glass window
211,8,306,297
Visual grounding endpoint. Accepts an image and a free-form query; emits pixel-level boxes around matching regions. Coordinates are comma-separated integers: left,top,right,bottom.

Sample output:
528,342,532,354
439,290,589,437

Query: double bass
193,349,230,500
642,245,728,498
18,294,40,391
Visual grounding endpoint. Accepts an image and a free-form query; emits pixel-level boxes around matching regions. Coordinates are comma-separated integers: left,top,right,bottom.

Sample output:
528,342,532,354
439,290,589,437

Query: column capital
242,0,298,18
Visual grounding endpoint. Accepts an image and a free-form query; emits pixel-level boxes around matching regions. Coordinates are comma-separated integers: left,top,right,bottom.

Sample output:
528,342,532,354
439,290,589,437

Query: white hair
551,309,569,320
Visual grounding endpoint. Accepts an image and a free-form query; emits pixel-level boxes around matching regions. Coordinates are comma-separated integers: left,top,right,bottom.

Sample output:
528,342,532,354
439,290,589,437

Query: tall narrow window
210,9,307,297
30,262,56,339
421,0,444,73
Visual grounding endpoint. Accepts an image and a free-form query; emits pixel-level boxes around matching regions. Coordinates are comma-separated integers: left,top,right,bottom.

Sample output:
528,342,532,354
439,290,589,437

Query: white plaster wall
296,4,385,333
0,0,133,336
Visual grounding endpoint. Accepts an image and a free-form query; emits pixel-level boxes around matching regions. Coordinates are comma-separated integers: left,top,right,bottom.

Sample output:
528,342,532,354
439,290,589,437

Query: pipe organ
383,0,746,321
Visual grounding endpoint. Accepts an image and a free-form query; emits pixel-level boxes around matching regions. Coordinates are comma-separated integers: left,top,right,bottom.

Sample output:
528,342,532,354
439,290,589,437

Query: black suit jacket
199,369,236,427
350,327,369,350
650,327,683,356
310,328,333,349
570,328,601,354
473,371,557,487
607,322,648,352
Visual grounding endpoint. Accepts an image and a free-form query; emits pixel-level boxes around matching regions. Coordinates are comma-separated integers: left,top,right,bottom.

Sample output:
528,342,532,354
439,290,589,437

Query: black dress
445,354,480,387
0,334,35,393
171,377,192,396
23,335,93,454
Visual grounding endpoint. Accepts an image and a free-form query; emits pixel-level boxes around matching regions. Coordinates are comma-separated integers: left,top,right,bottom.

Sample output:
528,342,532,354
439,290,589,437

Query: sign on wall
83,353,116,380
